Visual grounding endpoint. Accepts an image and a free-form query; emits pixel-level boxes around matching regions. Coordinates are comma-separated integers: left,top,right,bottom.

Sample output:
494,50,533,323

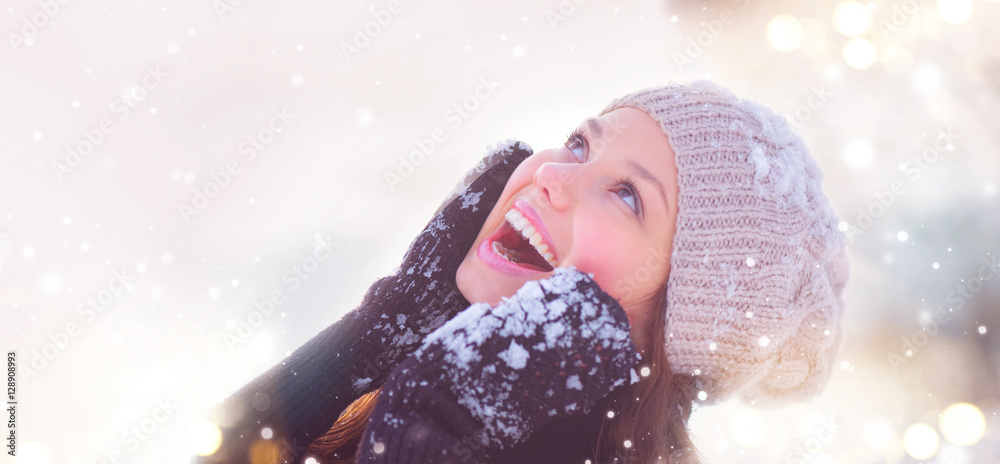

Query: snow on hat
598,80,850,406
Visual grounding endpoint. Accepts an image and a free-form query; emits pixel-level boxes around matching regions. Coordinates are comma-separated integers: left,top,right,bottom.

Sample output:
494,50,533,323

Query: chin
456,258,555,307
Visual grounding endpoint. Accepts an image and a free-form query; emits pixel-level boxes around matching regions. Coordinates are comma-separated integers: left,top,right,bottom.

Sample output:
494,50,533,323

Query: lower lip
476,224,550,277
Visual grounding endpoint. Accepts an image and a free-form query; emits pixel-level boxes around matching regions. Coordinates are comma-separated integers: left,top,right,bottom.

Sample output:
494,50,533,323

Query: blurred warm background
2,0,998,462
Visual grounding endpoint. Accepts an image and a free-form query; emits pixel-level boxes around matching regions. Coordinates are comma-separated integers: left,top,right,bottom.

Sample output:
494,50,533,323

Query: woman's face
455,107,679,351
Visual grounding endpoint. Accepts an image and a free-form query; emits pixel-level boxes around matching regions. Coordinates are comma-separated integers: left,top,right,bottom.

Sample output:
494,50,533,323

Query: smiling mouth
488,208,559,272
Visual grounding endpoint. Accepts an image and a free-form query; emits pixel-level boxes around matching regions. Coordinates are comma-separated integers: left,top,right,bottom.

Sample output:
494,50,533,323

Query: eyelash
565,129,586,156
562,129,643,217
614,175,642,217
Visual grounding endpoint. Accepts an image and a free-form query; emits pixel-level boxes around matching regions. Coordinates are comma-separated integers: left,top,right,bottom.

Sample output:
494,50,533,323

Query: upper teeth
504,209,559,268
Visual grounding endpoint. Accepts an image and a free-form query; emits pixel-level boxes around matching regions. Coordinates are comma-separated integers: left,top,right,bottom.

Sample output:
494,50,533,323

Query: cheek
569,222,638,300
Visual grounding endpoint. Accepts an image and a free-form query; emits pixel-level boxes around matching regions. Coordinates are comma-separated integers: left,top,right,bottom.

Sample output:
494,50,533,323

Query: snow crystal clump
353,377,372,392
498,340,529,369
459,190,483,211
422,255,441,278
416,303,496,371
543,321,566,348
412,266,637,448
743,98,815,210
483,139,530,166
390,327,420,348
750,146,769,183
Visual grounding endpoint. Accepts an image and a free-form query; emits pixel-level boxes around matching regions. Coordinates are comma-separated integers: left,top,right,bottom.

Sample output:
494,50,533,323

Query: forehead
591,108,672,162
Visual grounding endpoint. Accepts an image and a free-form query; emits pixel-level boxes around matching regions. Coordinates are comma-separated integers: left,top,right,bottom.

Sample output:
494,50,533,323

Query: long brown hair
304,285,702,464
591,285,702,464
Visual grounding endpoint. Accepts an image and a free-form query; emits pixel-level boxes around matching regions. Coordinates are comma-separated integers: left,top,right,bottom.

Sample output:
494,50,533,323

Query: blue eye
564,129,587,163
614,177,642,216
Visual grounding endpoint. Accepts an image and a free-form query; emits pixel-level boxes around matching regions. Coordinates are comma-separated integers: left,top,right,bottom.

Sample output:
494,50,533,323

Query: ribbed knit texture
355,267,642,464
199,141,533,464
598,80,850,406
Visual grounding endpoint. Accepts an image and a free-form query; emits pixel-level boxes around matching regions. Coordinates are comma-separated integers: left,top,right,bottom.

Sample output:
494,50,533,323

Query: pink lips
512,198,556,255
476,198,558,277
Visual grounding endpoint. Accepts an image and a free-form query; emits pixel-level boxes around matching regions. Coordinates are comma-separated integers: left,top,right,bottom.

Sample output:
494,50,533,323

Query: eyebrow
585,118,603,139
580,118,671,214
627,159,670,214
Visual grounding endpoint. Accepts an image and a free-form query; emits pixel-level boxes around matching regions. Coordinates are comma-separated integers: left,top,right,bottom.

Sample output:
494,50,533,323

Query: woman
199,80,850,464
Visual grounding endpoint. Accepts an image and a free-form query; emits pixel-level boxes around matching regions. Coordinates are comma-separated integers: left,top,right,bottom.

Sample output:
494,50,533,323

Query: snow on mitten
354,139,534,393
355,267,644,463
200,140,532,464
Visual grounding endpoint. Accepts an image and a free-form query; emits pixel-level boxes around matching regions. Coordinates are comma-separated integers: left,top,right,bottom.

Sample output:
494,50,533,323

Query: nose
533,161,578,211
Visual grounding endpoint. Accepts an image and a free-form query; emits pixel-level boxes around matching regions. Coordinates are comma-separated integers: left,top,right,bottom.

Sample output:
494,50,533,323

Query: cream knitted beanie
598,80,850,407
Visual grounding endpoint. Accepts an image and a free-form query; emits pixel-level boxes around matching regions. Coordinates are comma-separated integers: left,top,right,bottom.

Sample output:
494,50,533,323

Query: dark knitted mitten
200,140,533,464
355,267,644,463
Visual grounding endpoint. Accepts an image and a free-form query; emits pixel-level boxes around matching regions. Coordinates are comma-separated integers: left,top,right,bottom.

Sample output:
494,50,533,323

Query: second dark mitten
355,267,643,463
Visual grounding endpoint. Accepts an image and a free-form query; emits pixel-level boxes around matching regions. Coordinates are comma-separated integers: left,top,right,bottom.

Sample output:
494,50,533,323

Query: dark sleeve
197,303,385,463
198,273,470,464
